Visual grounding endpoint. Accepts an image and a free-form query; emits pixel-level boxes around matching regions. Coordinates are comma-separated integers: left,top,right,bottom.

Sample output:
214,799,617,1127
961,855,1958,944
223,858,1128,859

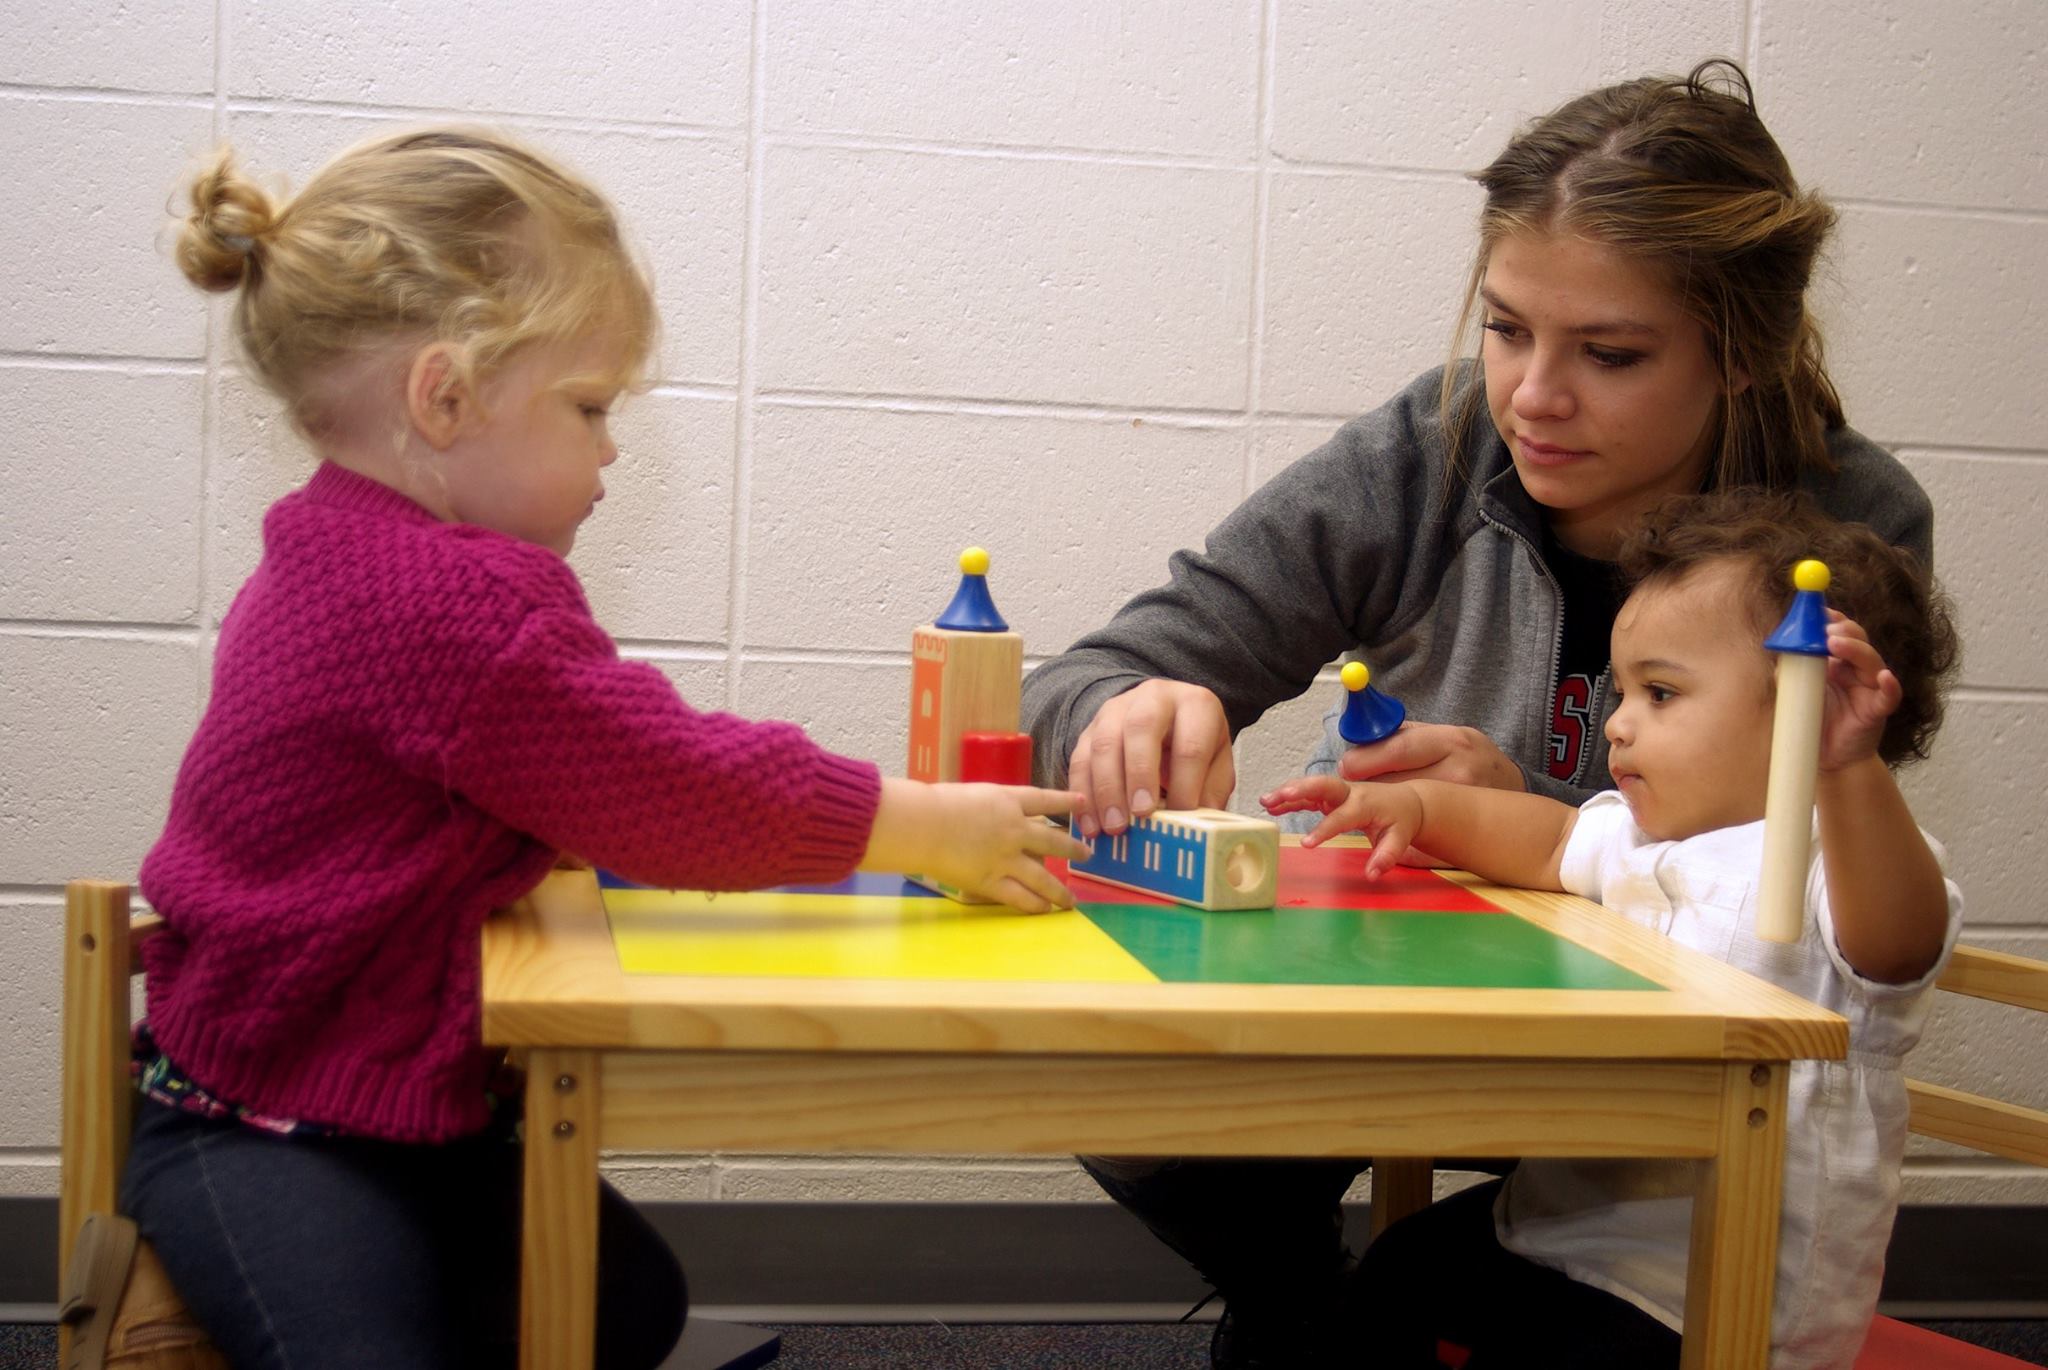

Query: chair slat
60,881,133,1285
1905,1079,2048,1168
1935,945,2048,1014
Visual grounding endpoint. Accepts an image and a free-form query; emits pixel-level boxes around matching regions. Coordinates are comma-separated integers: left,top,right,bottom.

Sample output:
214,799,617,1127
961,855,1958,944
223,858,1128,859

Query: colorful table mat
599,846,1661,992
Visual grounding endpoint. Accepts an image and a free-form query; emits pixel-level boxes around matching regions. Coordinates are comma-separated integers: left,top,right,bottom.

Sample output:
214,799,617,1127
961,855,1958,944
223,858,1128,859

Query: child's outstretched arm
860,778,1094,914
1261,777,1577,891
1815,612,1949,983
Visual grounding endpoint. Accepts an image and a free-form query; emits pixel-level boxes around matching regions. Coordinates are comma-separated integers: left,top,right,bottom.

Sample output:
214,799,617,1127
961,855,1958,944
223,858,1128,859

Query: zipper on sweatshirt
1476,504,1576,784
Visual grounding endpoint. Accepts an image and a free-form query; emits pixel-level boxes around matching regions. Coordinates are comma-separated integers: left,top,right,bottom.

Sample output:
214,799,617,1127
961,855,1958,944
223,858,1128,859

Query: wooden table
481,858,1846,1370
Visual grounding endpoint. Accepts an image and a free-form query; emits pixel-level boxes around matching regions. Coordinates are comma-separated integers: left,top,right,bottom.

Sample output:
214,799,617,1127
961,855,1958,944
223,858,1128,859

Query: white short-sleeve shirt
1494,791,1963,1370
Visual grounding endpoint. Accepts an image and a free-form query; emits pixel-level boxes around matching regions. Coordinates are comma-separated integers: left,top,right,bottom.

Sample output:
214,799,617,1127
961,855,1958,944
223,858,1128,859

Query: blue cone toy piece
1763,559,1831,657
934,546,1008,632
1336,661,1405,745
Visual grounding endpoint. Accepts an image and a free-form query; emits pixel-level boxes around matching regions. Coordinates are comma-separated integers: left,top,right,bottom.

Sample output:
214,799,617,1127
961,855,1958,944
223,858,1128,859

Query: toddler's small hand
1819,611,1901,773
1261,776,1422,879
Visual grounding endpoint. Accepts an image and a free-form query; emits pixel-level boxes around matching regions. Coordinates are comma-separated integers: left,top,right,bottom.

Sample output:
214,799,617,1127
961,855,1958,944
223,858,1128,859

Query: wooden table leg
522,1049,601,1370
1369,1157,1435,1238
1680,1060,1789,1370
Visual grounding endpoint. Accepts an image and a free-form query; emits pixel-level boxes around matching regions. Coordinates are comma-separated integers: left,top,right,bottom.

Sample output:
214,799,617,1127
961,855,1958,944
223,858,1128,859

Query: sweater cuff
777,752,885,881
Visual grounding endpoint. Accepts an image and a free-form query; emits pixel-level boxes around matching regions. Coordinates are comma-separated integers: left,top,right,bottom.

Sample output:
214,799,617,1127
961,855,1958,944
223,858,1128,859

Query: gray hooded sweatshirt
1021,364,1933,809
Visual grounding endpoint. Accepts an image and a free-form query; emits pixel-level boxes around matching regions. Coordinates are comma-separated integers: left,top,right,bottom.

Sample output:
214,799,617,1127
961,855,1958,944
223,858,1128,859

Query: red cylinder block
958,731,1033,786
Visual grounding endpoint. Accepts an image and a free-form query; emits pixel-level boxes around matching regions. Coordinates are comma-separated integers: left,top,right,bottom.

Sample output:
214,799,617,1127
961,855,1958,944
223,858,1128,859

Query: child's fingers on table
1015,786,1085,816
1260,775,1348,811
1025,820,1095,861
993,864,1072,913
1365,841,1408,880
1302,806,1374,849
1019,858,1078,911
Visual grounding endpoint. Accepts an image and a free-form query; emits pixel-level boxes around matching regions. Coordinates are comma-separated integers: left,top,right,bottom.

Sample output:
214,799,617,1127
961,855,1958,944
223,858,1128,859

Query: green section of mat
1081,905,1664,990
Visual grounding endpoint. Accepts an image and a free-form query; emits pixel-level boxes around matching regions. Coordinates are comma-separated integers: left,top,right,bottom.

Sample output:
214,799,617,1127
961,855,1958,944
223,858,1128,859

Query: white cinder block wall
3,1,2043,1214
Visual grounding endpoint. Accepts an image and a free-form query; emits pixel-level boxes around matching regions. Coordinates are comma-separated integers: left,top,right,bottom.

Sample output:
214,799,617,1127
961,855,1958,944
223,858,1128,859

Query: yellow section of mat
604,887,1160,982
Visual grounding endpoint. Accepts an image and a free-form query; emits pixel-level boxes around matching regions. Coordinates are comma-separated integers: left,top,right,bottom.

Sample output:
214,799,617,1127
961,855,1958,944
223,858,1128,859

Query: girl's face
437,335,625,556
1480,231,1732,558
1603,561,1777,841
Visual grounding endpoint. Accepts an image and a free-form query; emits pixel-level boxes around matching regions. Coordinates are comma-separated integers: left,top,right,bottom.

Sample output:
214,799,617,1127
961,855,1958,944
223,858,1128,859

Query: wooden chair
1852,944,2048,1369
1365,943,2048,1367
58,879,227,1370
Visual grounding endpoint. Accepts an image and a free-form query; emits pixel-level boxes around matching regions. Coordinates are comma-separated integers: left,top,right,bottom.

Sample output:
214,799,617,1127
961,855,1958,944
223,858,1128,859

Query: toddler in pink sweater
122,127,1089,1370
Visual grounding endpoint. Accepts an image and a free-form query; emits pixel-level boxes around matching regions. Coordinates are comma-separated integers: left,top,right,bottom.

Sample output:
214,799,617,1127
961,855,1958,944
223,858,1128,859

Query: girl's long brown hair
1443,60,1842,494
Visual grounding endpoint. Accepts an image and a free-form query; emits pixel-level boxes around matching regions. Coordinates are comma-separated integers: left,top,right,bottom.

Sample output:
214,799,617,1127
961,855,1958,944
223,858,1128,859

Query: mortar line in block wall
0,621,201,642
1241,0,1278,500
211,95,742,144
761,128,1257,174
0,355,203,373
1945,685,2048,706
753,388,1258,428
198,0,229,708
0,83,210,108
1832,197,2048,225
722,0,770,713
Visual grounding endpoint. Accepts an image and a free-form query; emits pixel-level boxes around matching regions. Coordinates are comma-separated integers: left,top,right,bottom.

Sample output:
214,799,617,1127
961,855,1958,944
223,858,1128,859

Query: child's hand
1260,776,1423,879
863,778,1093,913
1819,609,1902,773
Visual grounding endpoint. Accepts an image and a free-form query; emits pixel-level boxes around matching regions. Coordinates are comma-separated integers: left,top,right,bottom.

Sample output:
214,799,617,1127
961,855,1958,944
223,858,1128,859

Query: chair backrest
1852,944,2048,1369
1904,945,2048,1167
60,881,148,1278
60,879,174,1363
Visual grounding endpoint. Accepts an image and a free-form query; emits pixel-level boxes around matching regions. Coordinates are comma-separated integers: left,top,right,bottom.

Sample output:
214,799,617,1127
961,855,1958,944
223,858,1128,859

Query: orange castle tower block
908,547,1023,785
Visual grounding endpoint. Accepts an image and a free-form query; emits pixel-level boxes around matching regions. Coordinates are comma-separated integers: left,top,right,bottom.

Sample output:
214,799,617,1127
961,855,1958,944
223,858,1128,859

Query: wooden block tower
908,547,1023,784
906,548,1031,903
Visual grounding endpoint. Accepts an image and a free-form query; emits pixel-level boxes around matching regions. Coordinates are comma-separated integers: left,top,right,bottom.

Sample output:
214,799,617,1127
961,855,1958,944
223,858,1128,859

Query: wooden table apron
482,863,1847,1370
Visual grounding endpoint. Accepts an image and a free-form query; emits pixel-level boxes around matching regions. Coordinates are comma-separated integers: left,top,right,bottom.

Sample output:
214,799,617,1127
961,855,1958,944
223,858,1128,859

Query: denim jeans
122,1097,685,1370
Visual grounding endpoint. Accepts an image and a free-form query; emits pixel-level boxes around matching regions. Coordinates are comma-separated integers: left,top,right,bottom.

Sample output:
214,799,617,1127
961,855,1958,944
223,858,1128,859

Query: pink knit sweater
139,464,882,1142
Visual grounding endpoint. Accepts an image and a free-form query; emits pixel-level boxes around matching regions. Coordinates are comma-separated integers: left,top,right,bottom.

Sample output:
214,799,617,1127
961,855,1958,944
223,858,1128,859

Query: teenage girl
1022,61,1935,1368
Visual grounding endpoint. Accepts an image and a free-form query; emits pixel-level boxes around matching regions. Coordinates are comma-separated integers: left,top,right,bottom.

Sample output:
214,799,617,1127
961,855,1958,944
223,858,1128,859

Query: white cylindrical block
1758,653,1827,942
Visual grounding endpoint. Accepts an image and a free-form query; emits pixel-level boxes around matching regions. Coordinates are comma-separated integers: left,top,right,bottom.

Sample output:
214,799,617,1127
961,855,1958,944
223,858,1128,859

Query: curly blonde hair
176,127,656,434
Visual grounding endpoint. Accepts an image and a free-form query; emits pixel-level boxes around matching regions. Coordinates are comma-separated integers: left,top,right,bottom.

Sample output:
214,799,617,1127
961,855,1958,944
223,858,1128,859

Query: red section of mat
1855,1317,2038,1369
1057,845,1502,913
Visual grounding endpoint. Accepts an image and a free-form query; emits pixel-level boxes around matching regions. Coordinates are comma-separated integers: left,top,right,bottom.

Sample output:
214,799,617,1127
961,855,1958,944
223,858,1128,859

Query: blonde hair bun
176,148,278,293
174,126,655,434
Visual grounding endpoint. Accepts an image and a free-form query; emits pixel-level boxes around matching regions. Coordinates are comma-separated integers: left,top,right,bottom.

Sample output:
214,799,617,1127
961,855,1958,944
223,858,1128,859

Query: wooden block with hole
1070,809,1279,911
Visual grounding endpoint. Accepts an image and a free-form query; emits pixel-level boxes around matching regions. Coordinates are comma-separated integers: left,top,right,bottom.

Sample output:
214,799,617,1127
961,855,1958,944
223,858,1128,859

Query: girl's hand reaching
1818,609,1903,774
862,777,1094,913
1260,776,1423,880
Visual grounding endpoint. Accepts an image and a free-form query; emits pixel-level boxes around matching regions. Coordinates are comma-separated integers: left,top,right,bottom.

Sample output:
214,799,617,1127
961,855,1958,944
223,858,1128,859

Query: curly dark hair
1614,488,1959,766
